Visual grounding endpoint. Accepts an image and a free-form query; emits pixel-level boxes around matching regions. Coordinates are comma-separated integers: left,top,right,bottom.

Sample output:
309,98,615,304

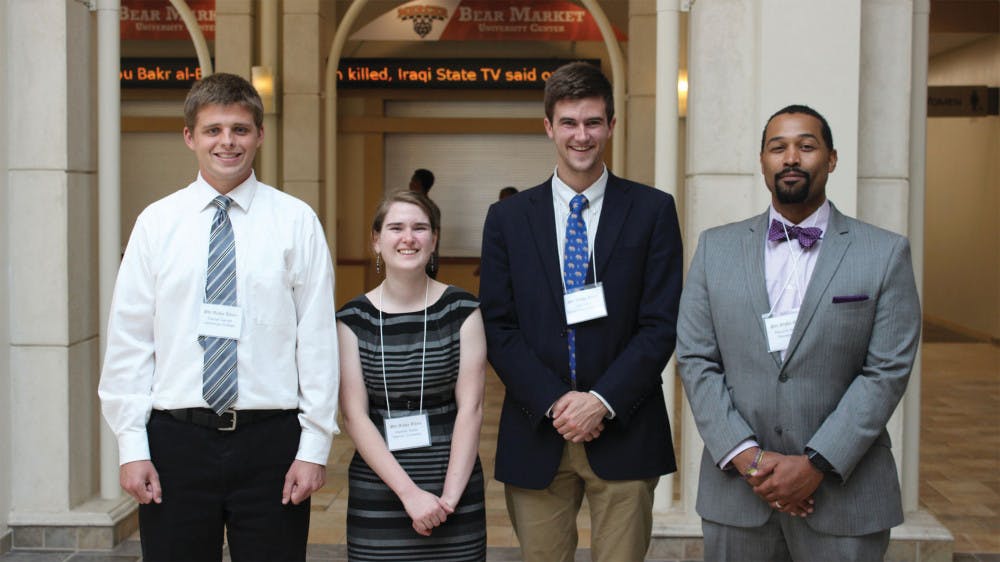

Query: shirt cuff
719,439,759,470
588,391,616,419
295,430,332,466
117,430,152,465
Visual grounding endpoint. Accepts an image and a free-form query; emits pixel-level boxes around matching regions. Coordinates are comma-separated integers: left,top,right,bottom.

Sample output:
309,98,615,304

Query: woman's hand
401,488,449,536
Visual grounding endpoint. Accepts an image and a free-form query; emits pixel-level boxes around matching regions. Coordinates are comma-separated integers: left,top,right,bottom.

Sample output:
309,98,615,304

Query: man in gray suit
677,104,920,561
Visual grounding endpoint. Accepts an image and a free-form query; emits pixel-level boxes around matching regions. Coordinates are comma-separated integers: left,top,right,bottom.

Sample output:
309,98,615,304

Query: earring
375,253,382,275
429,252,438,274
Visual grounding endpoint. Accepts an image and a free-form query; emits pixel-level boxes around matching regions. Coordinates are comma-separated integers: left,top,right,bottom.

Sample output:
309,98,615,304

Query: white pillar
97,0,122,502
857,0,915,494
8,0,97,514
648,0,682,516
681,0,761,524
6,3,134,549
0,0,13,549
757,1,862,215
216,0,255,76
858,0,914,233
903,0,930,514
257,0,279,187
283,0,329,212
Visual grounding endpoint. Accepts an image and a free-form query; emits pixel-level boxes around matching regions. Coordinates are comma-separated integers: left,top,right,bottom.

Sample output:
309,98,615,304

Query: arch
322,1,628,253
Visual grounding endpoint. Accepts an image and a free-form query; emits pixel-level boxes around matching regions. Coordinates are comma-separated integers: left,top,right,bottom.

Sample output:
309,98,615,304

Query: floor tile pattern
2,339,996,561
920,342,1000,554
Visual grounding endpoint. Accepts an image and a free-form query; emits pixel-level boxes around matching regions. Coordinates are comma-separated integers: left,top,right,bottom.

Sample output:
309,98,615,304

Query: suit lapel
593,174,630,280
779,204,852,368
526,180,566,311
744,211,782,368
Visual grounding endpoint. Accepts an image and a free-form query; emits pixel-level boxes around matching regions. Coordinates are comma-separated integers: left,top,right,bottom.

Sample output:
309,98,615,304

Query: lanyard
767,222,807,316
377,279,428,419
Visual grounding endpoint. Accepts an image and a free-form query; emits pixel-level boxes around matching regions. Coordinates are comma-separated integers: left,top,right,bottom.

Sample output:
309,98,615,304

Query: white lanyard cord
378,278,429,420
767,222,807,316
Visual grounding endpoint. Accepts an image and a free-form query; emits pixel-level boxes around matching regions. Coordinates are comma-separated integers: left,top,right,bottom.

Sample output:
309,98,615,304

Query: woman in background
337,190,487,560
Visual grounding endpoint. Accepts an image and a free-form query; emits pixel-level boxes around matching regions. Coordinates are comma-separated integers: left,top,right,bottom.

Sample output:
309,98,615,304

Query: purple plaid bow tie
767,219,823,249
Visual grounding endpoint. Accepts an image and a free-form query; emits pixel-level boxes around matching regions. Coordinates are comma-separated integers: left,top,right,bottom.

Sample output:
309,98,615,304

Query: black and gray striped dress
336,286,487,562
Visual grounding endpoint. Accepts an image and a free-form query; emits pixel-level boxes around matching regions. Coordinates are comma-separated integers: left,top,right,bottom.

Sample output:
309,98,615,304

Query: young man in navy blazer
479,62,683,562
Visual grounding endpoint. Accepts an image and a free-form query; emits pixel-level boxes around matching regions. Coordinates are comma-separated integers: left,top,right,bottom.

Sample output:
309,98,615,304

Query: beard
774,167,812,204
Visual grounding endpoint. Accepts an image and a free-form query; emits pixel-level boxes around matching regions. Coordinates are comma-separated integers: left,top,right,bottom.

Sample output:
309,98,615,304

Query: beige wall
926,36,1000,339
119,126,199,244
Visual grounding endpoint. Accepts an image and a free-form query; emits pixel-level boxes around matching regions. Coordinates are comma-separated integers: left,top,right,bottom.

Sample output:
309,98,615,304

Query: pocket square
832,294,869,304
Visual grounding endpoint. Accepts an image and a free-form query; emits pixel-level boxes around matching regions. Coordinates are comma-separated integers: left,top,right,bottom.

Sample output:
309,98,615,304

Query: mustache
776,167,811,181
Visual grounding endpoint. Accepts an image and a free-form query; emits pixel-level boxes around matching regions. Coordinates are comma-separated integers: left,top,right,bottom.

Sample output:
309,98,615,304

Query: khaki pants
505,442,658,562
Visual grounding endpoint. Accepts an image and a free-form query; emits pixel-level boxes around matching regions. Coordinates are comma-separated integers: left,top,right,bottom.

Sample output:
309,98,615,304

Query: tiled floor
919,342,1000,554
3,340,997,561
298,339,1000,559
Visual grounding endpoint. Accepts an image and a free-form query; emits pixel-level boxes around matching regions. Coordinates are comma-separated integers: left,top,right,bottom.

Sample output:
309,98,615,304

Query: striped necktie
563,194,589,390
201,195,238,414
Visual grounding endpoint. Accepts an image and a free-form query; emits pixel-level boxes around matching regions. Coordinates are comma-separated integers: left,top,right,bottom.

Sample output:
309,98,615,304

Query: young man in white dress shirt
99,73,338,561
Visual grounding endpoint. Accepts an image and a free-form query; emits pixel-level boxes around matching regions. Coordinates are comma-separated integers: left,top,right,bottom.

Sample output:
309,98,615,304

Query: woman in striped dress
337,190,487,561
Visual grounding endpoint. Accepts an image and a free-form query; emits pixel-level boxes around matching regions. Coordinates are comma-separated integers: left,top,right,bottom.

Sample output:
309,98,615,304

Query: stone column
858,0,914,483
627,0,658,186
6,0,135,550
216,0,255,76
678,2,762,532
283,0,334,215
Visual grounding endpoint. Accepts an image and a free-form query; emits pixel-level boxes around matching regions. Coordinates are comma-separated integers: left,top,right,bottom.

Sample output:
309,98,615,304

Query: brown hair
183,73,264,130
371,190,441,238
543,61,614,123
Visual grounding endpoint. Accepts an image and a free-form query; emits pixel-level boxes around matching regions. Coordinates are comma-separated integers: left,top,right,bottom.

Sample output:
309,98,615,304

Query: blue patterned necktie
563,194,589,390
201,195,238,414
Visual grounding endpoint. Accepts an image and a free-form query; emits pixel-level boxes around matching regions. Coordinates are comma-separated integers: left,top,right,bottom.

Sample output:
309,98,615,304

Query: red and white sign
120,0,216,41
351,0,626,42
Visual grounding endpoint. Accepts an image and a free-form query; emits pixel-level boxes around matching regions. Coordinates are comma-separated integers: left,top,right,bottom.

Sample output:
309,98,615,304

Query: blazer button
774,426,783,436
778,373,789,382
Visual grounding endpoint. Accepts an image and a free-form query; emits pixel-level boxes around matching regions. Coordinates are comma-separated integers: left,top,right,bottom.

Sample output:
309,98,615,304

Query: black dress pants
139,410,310,562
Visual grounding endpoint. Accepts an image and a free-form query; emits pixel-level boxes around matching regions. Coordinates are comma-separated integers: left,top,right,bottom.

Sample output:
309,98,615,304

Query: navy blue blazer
479,173,682,489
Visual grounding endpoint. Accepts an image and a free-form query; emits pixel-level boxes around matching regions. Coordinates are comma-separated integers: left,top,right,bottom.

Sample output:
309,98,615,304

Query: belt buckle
219,409,238,431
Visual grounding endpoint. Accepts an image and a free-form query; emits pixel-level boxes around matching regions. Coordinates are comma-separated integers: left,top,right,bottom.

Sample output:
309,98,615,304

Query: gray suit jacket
677,203,920,536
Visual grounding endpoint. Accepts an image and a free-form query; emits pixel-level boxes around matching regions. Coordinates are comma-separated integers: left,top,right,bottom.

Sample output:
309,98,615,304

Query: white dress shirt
550,166,615,418
99,172,339,466
720,200,830,469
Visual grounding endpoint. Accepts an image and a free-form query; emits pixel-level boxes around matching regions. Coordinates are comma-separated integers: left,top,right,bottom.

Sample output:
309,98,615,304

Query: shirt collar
552,165,608,211
193,171,258,213
768,199,830,231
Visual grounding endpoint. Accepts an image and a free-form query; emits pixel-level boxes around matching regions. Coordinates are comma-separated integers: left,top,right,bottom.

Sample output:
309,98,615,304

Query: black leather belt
159,408,292,431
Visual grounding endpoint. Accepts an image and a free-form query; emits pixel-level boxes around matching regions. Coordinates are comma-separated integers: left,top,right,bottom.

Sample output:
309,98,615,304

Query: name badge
564,283,608,325
762,309,798,353
384,413,431,451
198,303,243,340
